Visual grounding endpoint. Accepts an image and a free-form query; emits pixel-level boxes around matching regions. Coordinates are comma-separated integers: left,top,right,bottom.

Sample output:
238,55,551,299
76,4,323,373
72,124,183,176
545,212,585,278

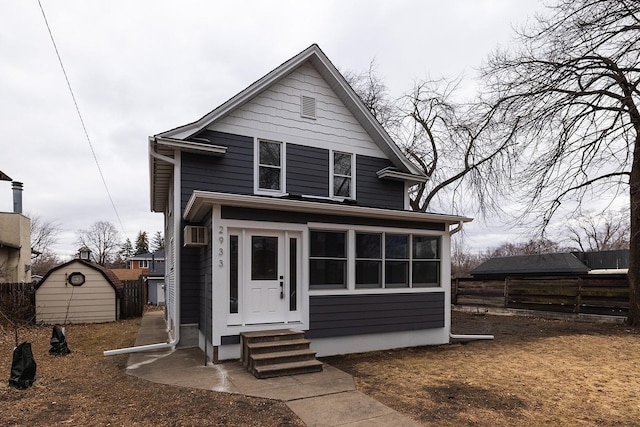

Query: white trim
254,138,286,196
310,328,449,358
377,167,428,184
184,190,473,225
156,136,227,155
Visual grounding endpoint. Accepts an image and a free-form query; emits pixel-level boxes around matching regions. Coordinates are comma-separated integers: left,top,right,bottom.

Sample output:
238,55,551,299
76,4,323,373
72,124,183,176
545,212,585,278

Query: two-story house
0,174,31,283
149,44,471,361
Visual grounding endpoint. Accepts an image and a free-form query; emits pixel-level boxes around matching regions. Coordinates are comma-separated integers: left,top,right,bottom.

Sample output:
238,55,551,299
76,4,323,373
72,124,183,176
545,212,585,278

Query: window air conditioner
184,225,208,247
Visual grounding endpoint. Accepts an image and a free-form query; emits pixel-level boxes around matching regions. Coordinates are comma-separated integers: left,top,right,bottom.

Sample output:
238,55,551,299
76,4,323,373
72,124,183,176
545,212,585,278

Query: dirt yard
325,311,640,427
0,314,303,427
2,310,639,426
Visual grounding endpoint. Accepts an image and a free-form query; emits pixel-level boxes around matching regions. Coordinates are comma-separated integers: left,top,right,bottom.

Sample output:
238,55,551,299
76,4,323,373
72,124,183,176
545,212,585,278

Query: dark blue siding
199,215,213,336
179,215,212,326
357,155,405,210
287,144,329,197
181,131,254,210
180,243,201,324
307,293,445,338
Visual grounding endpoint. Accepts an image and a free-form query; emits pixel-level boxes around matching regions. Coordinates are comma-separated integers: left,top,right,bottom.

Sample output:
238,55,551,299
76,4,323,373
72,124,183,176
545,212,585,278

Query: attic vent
301,95,316,119
184,226,208,247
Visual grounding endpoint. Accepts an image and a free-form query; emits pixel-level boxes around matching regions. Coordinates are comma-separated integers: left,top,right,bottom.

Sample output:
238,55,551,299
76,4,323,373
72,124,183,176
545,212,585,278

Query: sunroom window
412,236,440,287
385,234,410,288
309,231,347,289
257,140,283,192
309,231,441,290
355,233,382,288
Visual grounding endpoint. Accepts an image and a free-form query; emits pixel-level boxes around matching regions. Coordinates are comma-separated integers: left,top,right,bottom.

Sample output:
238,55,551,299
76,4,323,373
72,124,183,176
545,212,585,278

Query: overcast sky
0,0,548,259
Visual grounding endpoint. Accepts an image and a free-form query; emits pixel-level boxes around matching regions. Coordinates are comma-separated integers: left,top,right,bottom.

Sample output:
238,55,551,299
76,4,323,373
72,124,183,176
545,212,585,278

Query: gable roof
149,44,425,212
36,259,124,298
470,253,590,277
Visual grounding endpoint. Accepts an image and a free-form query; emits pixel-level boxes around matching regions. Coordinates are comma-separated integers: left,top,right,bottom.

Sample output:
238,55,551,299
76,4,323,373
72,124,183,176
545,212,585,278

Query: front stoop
240,329,323,379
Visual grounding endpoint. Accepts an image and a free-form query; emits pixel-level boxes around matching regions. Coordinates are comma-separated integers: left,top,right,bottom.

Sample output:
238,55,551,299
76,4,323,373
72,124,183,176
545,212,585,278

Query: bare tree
400,79,520,213
481,0,640,324
346,68,520,215
487,238,563,258
451,239,485,278
343,60,396,130
31,251,60,276
567,209,630,252
75,221,120,266
29,214,60,258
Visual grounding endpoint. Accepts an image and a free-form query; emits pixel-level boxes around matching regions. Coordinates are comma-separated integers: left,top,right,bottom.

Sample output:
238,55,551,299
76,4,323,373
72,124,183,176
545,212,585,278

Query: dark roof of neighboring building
127,250,165,261
36,259,124,297
470,252,590,277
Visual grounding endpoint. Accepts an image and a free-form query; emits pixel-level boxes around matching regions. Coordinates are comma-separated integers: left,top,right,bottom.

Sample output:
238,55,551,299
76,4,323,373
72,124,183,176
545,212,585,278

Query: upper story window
331,151,354,199
139,260,149,268
256,139,285,194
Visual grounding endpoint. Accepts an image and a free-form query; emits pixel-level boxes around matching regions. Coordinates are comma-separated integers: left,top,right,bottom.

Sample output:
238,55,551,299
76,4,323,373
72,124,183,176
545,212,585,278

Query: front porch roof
184,190,472,227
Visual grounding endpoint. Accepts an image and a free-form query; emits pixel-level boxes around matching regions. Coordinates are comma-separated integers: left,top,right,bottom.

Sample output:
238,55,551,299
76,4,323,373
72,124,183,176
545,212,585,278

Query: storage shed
35,259,123,324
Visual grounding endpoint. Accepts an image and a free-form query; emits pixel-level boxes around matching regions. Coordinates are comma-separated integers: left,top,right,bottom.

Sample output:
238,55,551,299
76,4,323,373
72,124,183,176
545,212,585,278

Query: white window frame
254,138,286,195
139,260,149,268
329,150,355,200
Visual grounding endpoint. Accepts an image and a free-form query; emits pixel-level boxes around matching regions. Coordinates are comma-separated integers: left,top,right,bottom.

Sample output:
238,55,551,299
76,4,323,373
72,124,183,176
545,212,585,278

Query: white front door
245,231,286,324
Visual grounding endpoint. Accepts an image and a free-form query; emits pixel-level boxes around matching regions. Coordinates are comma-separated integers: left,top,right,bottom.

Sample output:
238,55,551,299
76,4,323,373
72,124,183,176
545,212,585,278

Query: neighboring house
470,249,630,279
126,250,165,272
0,174,31,283
147,259,165,305
111,268,145,281
123,250,165,305
35,259,123,324
149,44,471,361
470,253,590,279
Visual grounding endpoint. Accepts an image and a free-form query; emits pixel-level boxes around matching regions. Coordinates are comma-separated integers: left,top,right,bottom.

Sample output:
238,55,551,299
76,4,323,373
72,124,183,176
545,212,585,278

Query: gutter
104,141,181,356
450,333,494,343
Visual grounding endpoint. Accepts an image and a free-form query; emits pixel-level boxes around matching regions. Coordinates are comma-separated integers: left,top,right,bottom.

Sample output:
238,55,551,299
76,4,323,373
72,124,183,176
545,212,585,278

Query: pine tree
151,231,165,252
135,231,149,255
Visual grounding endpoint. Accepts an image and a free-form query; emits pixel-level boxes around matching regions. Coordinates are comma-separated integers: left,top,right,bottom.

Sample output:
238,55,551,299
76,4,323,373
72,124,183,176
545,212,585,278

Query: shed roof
470,253,590,277
37,259,124,297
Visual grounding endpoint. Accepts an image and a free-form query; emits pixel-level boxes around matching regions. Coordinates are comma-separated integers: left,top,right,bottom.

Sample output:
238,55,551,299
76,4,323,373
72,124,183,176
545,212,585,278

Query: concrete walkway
124,311,422,427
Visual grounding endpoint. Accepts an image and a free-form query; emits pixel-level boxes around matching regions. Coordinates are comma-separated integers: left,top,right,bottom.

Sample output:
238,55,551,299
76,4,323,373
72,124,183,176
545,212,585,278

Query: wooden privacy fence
454,275,629,316
120,278,145,319
0,282,36,324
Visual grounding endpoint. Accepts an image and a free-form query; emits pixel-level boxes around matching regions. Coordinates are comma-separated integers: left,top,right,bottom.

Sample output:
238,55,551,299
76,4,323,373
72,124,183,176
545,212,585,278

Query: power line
37,0,129,241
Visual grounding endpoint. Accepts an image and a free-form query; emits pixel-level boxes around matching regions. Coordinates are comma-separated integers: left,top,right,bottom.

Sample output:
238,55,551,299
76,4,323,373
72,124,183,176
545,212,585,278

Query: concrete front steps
240,329,323,379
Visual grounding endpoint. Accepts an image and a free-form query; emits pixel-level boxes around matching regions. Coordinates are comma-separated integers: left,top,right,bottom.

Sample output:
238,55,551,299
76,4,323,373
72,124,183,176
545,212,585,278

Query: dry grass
0,316,303,427
324,311,640,427
2,310,639,426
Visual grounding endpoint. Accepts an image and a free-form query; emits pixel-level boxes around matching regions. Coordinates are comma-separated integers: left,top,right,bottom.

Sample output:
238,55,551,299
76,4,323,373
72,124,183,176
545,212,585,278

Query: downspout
447,220,495,342
448,220,464,236
104,139,181,356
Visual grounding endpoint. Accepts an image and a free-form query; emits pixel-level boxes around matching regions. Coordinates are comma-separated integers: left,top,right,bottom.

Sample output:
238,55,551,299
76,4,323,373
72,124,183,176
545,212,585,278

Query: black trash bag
49,325,71,356
9,342,37,389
